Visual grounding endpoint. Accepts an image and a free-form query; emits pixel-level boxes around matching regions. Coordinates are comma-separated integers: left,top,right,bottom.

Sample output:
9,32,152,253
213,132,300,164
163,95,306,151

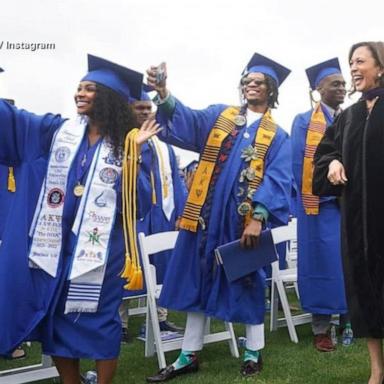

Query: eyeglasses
241,78,267,87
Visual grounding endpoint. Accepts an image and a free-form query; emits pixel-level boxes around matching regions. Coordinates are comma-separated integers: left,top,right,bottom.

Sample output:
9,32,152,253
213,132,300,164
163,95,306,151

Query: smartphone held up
155,62,166,85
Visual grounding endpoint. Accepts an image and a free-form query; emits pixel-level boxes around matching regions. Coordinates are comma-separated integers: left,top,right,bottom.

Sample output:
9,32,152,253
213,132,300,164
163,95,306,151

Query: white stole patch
151,137,174,221
69,140,120,279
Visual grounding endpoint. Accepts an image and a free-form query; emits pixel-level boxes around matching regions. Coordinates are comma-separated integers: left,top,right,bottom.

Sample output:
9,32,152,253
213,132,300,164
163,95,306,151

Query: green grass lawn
0,308,370,384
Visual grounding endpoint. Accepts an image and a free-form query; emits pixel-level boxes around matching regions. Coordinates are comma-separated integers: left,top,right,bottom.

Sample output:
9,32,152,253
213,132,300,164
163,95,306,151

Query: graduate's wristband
153,92,176,116
252,203,269,223
252,213,264,223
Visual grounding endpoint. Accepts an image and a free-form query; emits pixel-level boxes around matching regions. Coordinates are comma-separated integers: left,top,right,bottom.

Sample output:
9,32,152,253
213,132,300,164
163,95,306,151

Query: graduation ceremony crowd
0,40,384,384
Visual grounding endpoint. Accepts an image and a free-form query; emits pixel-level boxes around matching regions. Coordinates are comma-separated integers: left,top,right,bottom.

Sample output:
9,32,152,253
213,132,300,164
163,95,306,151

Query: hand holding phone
155,62,167,85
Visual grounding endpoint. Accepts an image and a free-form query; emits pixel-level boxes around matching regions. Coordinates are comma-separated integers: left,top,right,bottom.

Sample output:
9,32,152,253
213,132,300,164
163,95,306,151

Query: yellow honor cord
121,129,143,290
150,171,157,204
7,167,16,192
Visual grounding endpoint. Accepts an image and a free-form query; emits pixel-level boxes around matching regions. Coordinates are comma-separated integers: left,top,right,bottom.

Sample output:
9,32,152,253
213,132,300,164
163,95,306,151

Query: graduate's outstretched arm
0,100,63,165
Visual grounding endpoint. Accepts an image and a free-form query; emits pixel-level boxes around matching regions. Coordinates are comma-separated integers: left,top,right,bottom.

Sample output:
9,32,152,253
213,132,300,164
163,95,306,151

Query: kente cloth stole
180,107,277,232
301,102,327,215
179,106,240,232
242,109,277,224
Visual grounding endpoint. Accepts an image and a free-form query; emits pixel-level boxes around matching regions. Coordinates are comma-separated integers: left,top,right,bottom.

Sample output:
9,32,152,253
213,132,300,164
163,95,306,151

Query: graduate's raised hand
240,219,262,249
135,118,162,145
327,159,347,185
146,63,168,99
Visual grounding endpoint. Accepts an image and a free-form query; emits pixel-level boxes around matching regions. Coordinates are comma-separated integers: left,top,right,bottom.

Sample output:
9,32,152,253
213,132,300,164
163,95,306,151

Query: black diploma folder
215,229,277,282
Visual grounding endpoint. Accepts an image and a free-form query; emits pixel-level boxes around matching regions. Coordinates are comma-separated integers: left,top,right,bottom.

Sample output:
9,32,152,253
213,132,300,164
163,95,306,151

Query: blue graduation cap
305,58,342,90
242,53,291,87
0,67,4,73
82,54,143,102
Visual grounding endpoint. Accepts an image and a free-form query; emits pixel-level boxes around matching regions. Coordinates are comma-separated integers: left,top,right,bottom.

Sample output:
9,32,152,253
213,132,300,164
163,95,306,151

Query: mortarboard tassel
8,167,16,192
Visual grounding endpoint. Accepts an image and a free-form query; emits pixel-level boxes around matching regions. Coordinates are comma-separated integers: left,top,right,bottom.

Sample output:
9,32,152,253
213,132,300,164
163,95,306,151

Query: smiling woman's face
350,46,383,93
74,81,98,116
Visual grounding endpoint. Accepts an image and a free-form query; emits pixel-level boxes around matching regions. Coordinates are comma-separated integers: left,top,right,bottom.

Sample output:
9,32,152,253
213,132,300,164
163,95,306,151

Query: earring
378,73,382,78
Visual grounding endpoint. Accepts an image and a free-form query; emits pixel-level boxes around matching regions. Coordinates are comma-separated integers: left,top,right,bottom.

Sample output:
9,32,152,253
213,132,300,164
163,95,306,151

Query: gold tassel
121,128,144,290
135,267,143,289
121,253,133,279
7,167,16,192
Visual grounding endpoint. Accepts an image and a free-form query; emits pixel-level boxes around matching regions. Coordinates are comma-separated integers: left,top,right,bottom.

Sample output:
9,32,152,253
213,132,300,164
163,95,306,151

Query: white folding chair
138,231,239,369
121,293,147,317
0,355,58,384
269,221,311,343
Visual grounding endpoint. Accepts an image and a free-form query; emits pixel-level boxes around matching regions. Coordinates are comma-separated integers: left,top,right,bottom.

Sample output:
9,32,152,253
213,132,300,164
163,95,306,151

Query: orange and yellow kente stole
180,107,276,232
301,103,327,215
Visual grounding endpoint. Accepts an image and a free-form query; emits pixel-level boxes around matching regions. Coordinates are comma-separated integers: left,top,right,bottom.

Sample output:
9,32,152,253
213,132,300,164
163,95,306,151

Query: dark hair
88,84,137,155
348,41,384,94
264,74,279,108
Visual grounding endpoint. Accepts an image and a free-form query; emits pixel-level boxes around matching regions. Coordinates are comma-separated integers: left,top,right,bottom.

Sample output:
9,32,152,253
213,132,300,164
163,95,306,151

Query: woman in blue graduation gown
0,56,160,383
145,54,292,381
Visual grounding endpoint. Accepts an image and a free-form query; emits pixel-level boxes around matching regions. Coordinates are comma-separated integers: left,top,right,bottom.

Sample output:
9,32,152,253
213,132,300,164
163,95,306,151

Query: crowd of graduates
0,40,384,384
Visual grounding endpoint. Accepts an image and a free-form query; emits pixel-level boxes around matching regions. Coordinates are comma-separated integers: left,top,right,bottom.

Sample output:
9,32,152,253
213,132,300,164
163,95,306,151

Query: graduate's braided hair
89,84,137,156
264,74,279,109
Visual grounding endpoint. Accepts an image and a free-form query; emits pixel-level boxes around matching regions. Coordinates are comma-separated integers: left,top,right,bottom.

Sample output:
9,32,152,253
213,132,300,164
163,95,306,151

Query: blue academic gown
124,140,187,296
0,165,16,239
0,100,140,359
291,105,347,315
156,99,292,325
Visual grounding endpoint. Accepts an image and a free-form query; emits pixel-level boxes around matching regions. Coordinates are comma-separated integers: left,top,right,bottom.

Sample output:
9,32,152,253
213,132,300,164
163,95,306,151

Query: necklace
233,114,249,138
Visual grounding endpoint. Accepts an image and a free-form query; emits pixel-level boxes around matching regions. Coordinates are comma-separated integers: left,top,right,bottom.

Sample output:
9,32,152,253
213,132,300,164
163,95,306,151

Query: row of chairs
138,219,310,369
0,220,308,383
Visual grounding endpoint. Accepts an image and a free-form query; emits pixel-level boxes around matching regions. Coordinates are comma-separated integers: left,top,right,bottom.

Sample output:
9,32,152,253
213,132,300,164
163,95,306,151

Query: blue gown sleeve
251,127,293,226
156,97,227,153
0,100,65,166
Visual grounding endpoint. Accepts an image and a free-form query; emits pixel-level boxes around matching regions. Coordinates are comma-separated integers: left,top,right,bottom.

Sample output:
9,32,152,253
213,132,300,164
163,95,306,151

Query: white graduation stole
65,140,121,313
69,140,120,279
29,118,87,276
151,137,175,221
29,118,122,313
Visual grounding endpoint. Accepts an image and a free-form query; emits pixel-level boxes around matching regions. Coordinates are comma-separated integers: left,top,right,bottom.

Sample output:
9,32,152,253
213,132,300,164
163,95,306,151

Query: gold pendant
73,184,85,197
